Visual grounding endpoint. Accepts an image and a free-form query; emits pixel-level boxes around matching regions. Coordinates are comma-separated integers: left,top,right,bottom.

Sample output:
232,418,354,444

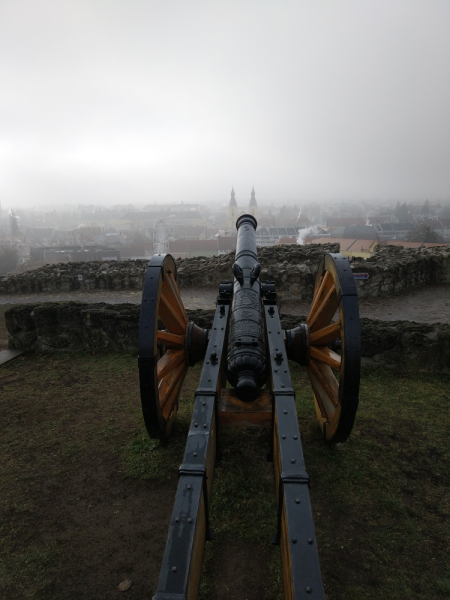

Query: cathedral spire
249,187,257,207
229,187,237,207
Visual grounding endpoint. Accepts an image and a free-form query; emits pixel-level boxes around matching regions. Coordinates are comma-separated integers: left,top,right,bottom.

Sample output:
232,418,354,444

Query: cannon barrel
226,214,268,401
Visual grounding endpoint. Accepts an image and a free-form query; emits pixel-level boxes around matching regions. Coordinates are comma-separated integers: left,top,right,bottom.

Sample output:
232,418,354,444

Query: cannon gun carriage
138,214,361,599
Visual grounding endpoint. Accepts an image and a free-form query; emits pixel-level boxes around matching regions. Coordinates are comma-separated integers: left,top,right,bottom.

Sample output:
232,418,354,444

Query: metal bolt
172,566,177,572
203,424,207,429
295,498,301,504
175,518,179,523
188,518,193,523
308,538,313,545
306,587,312,593
194,423,198,427
291,538,297,544
193,453,197,457
293,435,298,440
187,485,192,491
291,458,296,464
283,410,287,414
282,435,286,439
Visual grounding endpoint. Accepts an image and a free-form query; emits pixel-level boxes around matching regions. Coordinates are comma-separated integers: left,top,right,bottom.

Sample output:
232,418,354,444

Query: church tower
248,187,258,219
228,187,238,226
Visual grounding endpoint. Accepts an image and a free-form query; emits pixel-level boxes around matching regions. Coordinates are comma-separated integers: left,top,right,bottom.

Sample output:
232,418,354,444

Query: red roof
277,237,298,244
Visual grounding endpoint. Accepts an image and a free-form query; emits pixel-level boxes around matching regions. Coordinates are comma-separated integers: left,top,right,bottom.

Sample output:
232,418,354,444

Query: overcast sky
1,0,449,209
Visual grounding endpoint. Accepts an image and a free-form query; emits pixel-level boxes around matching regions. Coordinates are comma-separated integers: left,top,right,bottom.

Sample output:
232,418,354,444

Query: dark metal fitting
171,566,177,572
268,306,275,315
195,389,217,398
250,262,261,284
280,472,310,486
179,464,206,478
308,538,314,544
306,587,312,593
188,518,193,523
209,351,218,364
175,518,179,523
220,305,225,315
295,498,301,504
291,459,296,464
232,262,244,285
217,281,233,304
273,388,295,396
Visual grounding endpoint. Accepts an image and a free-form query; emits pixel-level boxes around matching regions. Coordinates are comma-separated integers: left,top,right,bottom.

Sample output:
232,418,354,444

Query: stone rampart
1,243,449,302
5,303,450,374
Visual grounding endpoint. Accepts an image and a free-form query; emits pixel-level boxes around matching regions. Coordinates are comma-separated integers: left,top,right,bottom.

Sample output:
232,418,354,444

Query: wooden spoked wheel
306,253,361,443
138,254,189,440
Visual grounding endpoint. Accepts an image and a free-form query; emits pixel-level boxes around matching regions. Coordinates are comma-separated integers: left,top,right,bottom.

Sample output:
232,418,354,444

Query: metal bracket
272,471,310,545
178,464,213,541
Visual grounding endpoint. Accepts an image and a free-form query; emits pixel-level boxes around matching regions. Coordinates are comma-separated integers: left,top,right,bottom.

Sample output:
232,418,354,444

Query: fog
1,0,449,209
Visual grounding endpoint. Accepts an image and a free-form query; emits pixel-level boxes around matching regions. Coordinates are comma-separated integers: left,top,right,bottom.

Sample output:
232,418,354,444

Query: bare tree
407,224,443,243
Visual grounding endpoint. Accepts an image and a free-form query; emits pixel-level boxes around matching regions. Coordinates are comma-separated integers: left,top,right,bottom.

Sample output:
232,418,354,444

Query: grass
0,352,449,599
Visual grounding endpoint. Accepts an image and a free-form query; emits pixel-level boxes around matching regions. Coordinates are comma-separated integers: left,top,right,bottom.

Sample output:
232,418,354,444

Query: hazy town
1,192,449,276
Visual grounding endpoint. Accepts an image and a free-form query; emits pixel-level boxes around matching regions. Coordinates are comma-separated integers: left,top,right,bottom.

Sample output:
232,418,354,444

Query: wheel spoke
157,349,185,381
309,346,341,370
157,330,185,349
159,290,187,334
162,272,188,326
307,284,338,333
307,272,332,323
160,363,188,419
309,321,341,346
307,358,339,422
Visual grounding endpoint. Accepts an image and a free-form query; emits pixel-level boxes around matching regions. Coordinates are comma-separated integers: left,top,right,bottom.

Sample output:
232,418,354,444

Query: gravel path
1,284,449,323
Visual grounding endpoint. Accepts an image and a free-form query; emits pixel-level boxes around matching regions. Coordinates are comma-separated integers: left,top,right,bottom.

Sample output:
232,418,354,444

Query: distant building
304,237,378,259
168,239,218,259
248,187,258,219
255,227,305,246
30,246,120,263
374,222,417,240
228,188,238,226
227,187,259,226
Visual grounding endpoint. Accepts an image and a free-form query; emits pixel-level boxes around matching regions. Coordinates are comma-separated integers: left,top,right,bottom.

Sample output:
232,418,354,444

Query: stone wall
351,244,450,298
1,243,449,302
5,303,450,374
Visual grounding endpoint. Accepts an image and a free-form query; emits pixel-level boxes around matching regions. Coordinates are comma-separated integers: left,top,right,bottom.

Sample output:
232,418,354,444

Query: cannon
138,214,361,599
